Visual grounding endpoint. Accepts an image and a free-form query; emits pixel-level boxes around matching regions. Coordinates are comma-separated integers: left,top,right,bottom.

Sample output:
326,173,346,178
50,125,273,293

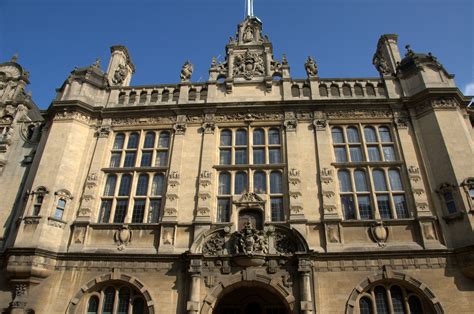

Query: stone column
298,259,314,313
10,283,29,314
187,259,202,314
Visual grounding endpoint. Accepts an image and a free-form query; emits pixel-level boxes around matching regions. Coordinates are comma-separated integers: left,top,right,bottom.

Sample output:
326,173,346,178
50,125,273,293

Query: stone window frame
331,124,411,221
215,125,286,224
86,285,147,314
436,182,464,221
29,186,49,216
99,130,172,224
346,270,443,314
50,189,72,222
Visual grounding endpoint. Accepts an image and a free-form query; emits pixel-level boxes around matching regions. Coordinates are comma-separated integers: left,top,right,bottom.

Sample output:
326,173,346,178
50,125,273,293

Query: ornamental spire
246,0,254,17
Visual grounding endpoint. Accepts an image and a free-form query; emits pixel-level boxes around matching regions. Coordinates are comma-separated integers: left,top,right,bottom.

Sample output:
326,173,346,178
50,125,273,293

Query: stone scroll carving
199,223,304,258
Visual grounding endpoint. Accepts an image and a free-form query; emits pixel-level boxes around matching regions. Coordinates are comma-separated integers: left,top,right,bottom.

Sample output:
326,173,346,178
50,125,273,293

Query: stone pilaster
298,258,314,313
187,259,202,314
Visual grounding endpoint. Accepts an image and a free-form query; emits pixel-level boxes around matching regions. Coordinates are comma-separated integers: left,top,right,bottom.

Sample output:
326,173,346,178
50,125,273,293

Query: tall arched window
104,175,117,196
359,297,372,314
235,172,248,194
54,199,66,220
102,287,116,314
87,296,99,314
219,172,231,195
254,171,267,194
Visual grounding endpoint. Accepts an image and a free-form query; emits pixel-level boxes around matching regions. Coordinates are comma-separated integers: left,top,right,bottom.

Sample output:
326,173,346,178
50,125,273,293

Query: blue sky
1,0,472,109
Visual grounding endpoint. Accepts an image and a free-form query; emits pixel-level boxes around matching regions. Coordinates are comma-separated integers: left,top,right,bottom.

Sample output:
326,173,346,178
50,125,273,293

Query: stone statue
305,56,318,78
112,64,128,85
180,60,193,82
243,26,254,43
373,53,390,76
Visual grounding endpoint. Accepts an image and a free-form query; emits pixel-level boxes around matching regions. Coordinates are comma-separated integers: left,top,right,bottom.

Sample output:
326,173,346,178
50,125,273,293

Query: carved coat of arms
233,49,265,80
232,221,268,255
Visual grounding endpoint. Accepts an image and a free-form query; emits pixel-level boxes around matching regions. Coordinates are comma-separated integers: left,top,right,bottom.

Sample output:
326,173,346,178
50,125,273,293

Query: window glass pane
99,200,112,223
354,170,368,191
347,127,360,143
114,200,128,223
104,175,117,196
338,170,352,192
117,287,131,314
54,207,64,220
271,198,284,221
235,148,248,164
270,172,283,193
335,147,347,162
220,130,232,146
58,199,66,208
87,296,99,314
331,128,344,143
155,151,168,167
394,195,409,218
368,146,381,161
151,174,164,196
136,174,149,196
132,298,145,314
374,286,389,314
158,132,170,148
119,175,132,196
373,170,387,191
269,148,281,164
408,296,423,314
253,129,265,145
379,126,392,142
102,287,115,314
254,172,266,194
382,146,396,161
377,195,392,219
341,195,356,220
220,149,231,165
218,173,231,195
235,172,248,194
444,192,457,214
127,133,139,149
132,199,146,223
148,199,161,223
359,297,372,314
364,127,377,142
140,151,152,167
217,198,231,222
358,196,373,219
113,133,125,149
268,128,280,144
143,132,155,148
390,286,405,314
124,152,136,167
236,129,247,145
110,153,121,167
253,148,265,164
349,146,363,162
388,169,403,191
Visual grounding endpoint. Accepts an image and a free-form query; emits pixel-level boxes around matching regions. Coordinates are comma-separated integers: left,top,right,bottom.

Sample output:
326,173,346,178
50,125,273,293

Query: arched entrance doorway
213,283,290,314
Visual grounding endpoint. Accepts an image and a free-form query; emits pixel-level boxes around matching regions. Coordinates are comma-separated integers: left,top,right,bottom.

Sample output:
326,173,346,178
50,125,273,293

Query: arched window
359,297,372,314
113,133,125,150
143,132,155,148
199,88,208,101
408,296,423,314
342,84,352,96
172,89,179,101
319,84,328,97
377,83,387,97
379,126,392,142
104,175,117,196
254,171,266,194
158,131,170,148
188,88,197,101
54,199,66,220
253,128,265,145
219,172,231,195
346,127,360,143
268,128,280,145
330,84,340,97
127,133,139,149
366,84,376,96
235,129,247,145
270,171,282,194
161,89,170,102
354,84,364,96
118,92,126,105
87,296,99,314
302,84,311,97
128,92,137,104
84,284,148,314
150,91,158,103
332,127,344,144
354,170,368,192
135,174,149,196
364,127,377,143
235,172,248,194
118,175,132,196
373,169,387,191
390,286,405,313
374,286,389,314
151,174,165,196
291,84,300,97
139,91,147,104
220,129,232,146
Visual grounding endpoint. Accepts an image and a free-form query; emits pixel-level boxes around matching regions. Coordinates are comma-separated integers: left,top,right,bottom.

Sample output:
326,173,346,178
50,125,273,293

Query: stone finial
305,56,318,78
92,58,101,68
11,53,18,62
180,60,193,83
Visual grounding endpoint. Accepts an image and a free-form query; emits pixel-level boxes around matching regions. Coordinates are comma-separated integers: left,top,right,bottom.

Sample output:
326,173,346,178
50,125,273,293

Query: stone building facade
0,14,473,314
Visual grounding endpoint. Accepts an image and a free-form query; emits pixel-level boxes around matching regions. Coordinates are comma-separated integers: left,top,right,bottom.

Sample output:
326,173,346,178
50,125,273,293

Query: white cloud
464,82,474,96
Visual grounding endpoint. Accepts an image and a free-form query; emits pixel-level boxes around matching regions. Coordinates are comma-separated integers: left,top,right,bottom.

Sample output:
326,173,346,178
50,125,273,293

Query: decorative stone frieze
111,116,175,126
201,121,215,134
214,112,284,122
327,110,392,119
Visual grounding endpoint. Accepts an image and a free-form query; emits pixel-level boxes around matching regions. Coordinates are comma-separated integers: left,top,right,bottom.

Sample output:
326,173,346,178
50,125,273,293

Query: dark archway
214,283,290,314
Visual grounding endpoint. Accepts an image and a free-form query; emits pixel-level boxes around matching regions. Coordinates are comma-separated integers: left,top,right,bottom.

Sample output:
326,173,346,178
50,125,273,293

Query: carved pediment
234,192,265,208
